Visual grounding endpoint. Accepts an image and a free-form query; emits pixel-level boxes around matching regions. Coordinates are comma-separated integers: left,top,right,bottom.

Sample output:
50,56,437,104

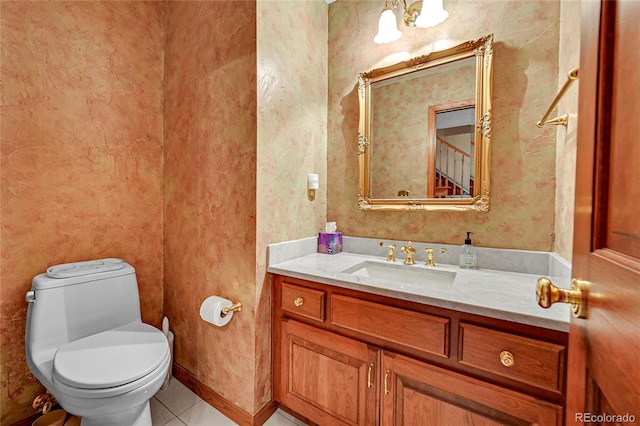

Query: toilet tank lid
31,258,135,290
47,258,126,278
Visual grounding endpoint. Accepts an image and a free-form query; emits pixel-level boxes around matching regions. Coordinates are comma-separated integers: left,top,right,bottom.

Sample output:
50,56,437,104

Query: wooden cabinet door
567,0,640,421
380,351,562,426
277,319,379,425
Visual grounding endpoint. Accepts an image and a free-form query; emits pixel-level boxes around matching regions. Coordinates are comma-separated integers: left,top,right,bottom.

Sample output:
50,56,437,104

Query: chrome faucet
379,242,396,262
425,248,447,267
400,241,416,265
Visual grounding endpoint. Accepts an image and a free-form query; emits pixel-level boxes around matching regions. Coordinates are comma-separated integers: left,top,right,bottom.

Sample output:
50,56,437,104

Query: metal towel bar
537,68,579,127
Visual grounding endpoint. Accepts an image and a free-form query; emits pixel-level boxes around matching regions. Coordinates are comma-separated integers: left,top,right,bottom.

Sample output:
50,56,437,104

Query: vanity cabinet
380,352,561,425
273,275,567,426
278,319,378,425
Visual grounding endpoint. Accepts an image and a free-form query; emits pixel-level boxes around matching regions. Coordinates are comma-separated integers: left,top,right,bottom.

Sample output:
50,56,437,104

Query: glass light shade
415,0,449,28
374,7,402,44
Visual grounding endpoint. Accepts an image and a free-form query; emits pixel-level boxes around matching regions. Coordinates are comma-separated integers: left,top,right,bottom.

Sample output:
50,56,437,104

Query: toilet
25,258,170,426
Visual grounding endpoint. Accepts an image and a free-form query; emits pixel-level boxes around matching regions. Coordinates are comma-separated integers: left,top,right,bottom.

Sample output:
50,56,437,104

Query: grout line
161,416,177,426
151,397,178,426
154,396,178,417
155,380,201,417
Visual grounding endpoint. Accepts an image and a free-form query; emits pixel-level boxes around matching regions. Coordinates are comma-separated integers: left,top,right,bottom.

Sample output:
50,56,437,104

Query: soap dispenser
459,232,477,269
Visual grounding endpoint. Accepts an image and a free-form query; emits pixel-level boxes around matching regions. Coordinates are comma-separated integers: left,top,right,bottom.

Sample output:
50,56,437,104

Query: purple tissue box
318,232,342,255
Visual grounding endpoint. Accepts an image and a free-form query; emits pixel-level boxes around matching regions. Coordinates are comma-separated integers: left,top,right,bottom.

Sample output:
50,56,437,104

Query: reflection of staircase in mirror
435,136,474,198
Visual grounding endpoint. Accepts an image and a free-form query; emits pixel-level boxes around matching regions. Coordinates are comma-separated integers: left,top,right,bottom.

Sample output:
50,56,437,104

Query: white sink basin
342,261,456,289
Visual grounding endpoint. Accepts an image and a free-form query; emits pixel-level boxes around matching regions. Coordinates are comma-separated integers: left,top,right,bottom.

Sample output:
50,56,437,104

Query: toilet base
79,401,150,426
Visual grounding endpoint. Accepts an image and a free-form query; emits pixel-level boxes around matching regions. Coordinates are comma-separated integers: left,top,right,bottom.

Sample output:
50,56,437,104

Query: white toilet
25,258,171,426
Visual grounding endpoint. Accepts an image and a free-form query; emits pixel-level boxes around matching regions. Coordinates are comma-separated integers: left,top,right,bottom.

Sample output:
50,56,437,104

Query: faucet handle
425,247,447,267
379,241,396,262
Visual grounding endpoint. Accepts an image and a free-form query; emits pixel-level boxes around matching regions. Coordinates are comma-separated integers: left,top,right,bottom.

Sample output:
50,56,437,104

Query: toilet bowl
25,258,170,426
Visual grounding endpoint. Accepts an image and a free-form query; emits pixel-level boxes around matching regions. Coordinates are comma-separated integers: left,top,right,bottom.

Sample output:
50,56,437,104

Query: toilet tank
26,258,142,359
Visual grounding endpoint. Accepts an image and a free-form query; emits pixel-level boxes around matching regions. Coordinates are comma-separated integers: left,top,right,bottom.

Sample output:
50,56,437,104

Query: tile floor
151,379,306,426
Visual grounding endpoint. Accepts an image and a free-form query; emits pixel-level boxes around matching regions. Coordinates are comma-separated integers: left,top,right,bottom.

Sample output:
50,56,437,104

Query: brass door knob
536,277,588,319
294,297,304,307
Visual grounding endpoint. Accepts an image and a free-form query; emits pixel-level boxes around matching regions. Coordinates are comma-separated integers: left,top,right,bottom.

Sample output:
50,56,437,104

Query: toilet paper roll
199,296,234,327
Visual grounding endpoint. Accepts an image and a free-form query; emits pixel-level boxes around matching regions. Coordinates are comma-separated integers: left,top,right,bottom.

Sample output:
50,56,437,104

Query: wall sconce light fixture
374,0,449,44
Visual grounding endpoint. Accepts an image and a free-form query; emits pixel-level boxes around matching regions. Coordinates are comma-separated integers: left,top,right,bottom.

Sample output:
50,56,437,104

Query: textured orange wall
555,0,581,262
1,1,327,422
328,0,561,250
257,0,328,242
0,2,163,424
163,0,327,414
163,1,259,414
256,0,328,411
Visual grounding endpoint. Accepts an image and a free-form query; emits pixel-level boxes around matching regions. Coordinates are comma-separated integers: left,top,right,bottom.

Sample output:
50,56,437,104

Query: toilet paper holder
221,301,242,317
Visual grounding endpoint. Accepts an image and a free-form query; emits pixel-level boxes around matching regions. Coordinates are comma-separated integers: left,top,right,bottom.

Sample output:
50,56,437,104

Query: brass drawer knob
294,297,304,307
500,350,515,367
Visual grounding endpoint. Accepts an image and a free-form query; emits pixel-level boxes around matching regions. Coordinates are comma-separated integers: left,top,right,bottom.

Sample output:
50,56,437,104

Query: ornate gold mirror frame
357,34,493,211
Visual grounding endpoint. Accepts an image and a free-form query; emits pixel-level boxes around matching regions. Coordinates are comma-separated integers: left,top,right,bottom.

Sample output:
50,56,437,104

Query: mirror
357,34,493,211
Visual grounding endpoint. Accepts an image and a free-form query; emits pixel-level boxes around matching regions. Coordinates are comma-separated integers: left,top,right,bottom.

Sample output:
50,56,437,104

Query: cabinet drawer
458,323,565,393
331,294,449,357
281,282,325,322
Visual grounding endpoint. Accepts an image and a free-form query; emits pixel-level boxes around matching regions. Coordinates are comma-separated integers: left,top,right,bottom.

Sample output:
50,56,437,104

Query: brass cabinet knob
536,277,589,319
500,350,515,367
294,297,304,307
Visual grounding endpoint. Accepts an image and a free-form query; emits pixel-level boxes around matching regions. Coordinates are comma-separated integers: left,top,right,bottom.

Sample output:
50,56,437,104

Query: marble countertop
267,251,571,332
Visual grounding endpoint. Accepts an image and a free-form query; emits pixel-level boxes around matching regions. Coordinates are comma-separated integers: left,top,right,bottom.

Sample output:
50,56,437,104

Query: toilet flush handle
26,290,36,303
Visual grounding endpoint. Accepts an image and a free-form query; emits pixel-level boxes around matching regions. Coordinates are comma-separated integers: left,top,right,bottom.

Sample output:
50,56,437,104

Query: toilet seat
52,322,170,398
